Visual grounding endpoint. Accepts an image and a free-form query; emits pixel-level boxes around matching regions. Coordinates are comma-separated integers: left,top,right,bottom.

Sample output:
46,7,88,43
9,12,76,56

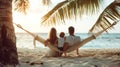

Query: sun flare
13,0,119,33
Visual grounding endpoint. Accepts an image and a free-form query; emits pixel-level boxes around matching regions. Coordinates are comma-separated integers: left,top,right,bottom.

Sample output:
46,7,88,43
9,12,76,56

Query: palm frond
41,0,103,26
14,0,29,14
42,0,52,6
89,1,120,33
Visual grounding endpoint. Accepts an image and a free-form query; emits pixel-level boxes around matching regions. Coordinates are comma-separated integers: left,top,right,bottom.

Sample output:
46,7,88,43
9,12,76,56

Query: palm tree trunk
0,0,18,66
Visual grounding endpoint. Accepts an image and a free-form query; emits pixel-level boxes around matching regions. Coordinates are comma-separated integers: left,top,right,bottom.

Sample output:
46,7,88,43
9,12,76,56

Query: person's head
68,26,74,35
59,32,65,38
49,27,58,44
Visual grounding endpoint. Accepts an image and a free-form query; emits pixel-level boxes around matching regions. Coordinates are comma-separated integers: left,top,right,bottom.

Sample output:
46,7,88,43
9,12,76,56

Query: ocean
16,33,120,49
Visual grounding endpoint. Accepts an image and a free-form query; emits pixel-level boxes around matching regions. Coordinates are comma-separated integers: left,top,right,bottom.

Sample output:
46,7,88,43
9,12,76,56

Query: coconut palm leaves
89,1,120,33
41,0,103,25
42,0,51,6
13,0,52,14
14,0,30,14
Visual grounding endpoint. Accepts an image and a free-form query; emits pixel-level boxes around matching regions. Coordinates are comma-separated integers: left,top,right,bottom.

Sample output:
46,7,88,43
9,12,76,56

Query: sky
12,0,120,33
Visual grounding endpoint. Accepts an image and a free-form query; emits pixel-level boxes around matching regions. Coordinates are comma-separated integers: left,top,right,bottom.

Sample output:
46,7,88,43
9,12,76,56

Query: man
63,26,81,56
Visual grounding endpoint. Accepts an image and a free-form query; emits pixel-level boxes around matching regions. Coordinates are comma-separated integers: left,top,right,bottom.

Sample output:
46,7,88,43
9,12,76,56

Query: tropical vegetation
0,0,119,66
41,0,120,33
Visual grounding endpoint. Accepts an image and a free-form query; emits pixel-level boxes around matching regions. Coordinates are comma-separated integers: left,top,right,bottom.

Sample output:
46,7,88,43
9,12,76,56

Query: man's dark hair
68,26,74,35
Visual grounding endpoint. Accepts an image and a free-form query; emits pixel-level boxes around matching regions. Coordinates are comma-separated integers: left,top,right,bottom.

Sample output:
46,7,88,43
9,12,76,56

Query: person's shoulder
66,35,70,37
75,36,80,38
74,35,81,41
65,35,69,38
65,35,72,39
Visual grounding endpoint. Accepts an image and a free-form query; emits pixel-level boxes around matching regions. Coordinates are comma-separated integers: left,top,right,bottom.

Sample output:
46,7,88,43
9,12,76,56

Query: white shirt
58,37,65,47
65,35,81,46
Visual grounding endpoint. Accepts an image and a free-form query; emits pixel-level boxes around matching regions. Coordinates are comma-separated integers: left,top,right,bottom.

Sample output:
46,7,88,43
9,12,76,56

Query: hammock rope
14,21,118,53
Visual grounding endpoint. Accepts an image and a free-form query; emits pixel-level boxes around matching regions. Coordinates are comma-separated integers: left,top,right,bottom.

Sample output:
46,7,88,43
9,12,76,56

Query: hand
44,41,48,46
16,24,23,29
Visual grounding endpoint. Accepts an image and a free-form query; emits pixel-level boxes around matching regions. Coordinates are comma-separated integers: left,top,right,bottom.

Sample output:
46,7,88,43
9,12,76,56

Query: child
57,32,65,51
57,32,66,56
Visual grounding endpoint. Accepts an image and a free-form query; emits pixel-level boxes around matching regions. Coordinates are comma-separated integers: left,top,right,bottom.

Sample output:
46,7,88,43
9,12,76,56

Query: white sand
17,48,120,67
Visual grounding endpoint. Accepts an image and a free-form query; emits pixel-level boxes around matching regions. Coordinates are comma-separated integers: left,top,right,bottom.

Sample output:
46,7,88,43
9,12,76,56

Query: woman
44,27,60,57
45,28,58,45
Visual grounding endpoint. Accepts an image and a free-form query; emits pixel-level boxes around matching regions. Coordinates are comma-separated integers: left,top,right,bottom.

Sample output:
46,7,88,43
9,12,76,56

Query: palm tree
0,0,50,66
0,0,119,66
41,0,120,33
0,0,19,66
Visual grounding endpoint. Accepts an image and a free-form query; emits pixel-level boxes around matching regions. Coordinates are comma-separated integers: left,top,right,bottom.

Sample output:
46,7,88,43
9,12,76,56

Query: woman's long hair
48,27,58,44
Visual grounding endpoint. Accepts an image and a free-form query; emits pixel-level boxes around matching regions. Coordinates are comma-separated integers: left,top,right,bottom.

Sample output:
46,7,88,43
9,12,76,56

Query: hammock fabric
14,23,116,53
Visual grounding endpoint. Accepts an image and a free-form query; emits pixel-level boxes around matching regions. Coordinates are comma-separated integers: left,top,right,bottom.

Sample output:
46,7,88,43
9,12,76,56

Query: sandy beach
17,48,120,67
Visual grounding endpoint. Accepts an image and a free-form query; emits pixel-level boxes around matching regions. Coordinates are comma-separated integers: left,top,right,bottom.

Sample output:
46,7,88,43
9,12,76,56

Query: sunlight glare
13,0,118,33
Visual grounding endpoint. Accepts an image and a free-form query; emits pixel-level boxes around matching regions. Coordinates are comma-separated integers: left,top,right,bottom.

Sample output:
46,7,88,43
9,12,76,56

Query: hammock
14,23,116,53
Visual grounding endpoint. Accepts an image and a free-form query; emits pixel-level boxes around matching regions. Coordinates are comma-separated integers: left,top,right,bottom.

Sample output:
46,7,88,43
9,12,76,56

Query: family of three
45,26,81,57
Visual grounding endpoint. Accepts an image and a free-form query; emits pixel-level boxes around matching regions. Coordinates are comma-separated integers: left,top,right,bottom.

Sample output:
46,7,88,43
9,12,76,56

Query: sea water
16,33,120,49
